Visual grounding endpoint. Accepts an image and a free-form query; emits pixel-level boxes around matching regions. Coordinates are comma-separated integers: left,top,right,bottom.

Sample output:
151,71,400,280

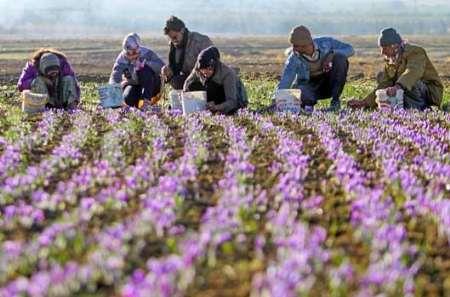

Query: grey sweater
183,62,239,114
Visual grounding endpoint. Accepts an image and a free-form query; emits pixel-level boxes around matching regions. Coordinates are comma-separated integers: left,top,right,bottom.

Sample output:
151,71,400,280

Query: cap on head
378,28,402,47
197,46,220,69
39,53,60,75
289,25,313,46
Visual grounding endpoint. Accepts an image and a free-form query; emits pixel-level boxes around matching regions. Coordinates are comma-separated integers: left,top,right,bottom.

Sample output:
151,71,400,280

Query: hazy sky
1,0,449,36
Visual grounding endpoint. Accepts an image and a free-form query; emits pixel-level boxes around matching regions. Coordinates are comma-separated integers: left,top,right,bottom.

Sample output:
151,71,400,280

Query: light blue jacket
278,37,354,89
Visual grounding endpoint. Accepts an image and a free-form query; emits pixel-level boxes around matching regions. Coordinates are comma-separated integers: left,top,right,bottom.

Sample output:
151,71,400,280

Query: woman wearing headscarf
183,46,247,115
17,48,80,109
110,33,165,108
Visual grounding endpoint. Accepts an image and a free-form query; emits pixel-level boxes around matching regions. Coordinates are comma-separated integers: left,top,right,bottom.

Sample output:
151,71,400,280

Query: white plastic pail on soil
375,89,404,109
181,91,207,115
169,90,183,110
22,90,48,114
275,89,302,113
98,84,124,108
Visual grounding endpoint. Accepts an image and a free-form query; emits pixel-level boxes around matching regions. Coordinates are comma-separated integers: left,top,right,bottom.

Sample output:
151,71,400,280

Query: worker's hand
161,66,173,82
207,102,218,112
386,85,401,97
322,53,334,73
121,80,130,89
347,99,366,109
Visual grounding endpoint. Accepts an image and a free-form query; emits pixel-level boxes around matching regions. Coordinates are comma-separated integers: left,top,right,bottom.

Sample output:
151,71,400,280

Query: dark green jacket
364,44,443,108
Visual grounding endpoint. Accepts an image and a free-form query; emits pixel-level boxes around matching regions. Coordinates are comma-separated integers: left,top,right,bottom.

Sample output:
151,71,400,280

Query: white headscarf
122,33,141,52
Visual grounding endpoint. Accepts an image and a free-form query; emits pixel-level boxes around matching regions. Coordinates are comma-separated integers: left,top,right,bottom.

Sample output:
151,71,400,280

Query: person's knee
60,76,79,108
123,85,140,107
138,65,157,82
138,65,161,95
61,75,76,84
30,76,49,94
332,53,348,64
300,86,317,106
332,53,349,73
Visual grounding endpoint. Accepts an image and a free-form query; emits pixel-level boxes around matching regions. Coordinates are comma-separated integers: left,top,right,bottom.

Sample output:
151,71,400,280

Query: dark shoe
326,100,341,112
300,105,314,116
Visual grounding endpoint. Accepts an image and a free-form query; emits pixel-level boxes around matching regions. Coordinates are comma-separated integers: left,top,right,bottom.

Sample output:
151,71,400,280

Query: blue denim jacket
278,37,354,89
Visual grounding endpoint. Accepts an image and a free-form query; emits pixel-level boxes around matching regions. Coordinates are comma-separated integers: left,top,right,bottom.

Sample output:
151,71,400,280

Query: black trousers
123,65,161,107
300,53,349,107
185,80,226,106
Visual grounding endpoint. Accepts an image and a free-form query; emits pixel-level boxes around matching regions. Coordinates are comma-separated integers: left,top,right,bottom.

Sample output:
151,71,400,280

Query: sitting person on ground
161,16,213,90
183,46,248,115
17,48,80,109
348,28,443,110
110,33,165,108
277,25,354,112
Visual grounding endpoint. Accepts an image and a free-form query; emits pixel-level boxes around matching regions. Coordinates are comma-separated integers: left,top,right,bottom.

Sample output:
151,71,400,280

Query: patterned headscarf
122,33,141,52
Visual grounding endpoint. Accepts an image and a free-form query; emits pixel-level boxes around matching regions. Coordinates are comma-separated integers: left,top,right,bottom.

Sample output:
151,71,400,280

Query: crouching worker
17,49,80,109
277,25,354,112
161,16,213,90
183,46,247,115
348,28,443,110
110,33,165,108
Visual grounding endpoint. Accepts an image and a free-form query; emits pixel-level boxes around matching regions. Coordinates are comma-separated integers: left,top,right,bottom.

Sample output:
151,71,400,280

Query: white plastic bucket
181,91,207,115
169,90,183,110
98,84,124,108
275,89,302,113
375,89,404,109
22,90,48,114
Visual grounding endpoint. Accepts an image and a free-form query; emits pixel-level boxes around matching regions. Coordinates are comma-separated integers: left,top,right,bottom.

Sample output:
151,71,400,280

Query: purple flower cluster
0,111,93,202
0,108,448,296
313,112,422,296
0,111,169,295
252,116,329,297
122,113,258,297
0,111,62,186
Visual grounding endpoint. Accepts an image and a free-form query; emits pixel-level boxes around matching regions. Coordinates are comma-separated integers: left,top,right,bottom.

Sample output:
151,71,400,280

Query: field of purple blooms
0,105,449,297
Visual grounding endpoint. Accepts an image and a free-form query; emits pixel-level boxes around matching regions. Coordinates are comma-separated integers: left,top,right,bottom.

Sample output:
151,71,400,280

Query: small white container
98,84,124,108
376,89,404,110
181,91,207,115
22,90,48,114
275,89,302,113
169,90,183,110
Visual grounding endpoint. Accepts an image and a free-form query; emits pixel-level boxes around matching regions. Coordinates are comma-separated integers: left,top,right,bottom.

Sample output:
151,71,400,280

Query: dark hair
197,46,221,70
164,16,186,35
